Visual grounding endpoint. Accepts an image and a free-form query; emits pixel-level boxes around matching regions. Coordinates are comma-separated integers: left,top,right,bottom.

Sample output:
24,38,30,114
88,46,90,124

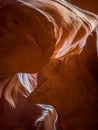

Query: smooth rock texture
0,0,55,74
28,32,98,130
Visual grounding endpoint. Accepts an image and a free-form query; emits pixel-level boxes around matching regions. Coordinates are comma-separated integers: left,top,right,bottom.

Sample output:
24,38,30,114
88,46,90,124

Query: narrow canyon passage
0,0,98,130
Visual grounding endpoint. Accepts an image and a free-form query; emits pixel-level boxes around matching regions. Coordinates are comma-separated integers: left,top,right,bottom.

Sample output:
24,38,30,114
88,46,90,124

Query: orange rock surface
0,0,98,130
28,32,98,130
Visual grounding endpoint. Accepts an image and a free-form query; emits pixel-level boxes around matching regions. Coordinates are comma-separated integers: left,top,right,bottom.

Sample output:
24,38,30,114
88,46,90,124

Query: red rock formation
28,32,98,130
0,0,55,74
70,0,98,14
0,0,98,130
0,79,59,130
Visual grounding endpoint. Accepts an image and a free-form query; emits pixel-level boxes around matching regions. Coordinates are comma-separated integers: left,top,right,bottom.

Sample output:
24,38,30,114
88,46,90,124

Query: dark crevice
13,19,18,25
